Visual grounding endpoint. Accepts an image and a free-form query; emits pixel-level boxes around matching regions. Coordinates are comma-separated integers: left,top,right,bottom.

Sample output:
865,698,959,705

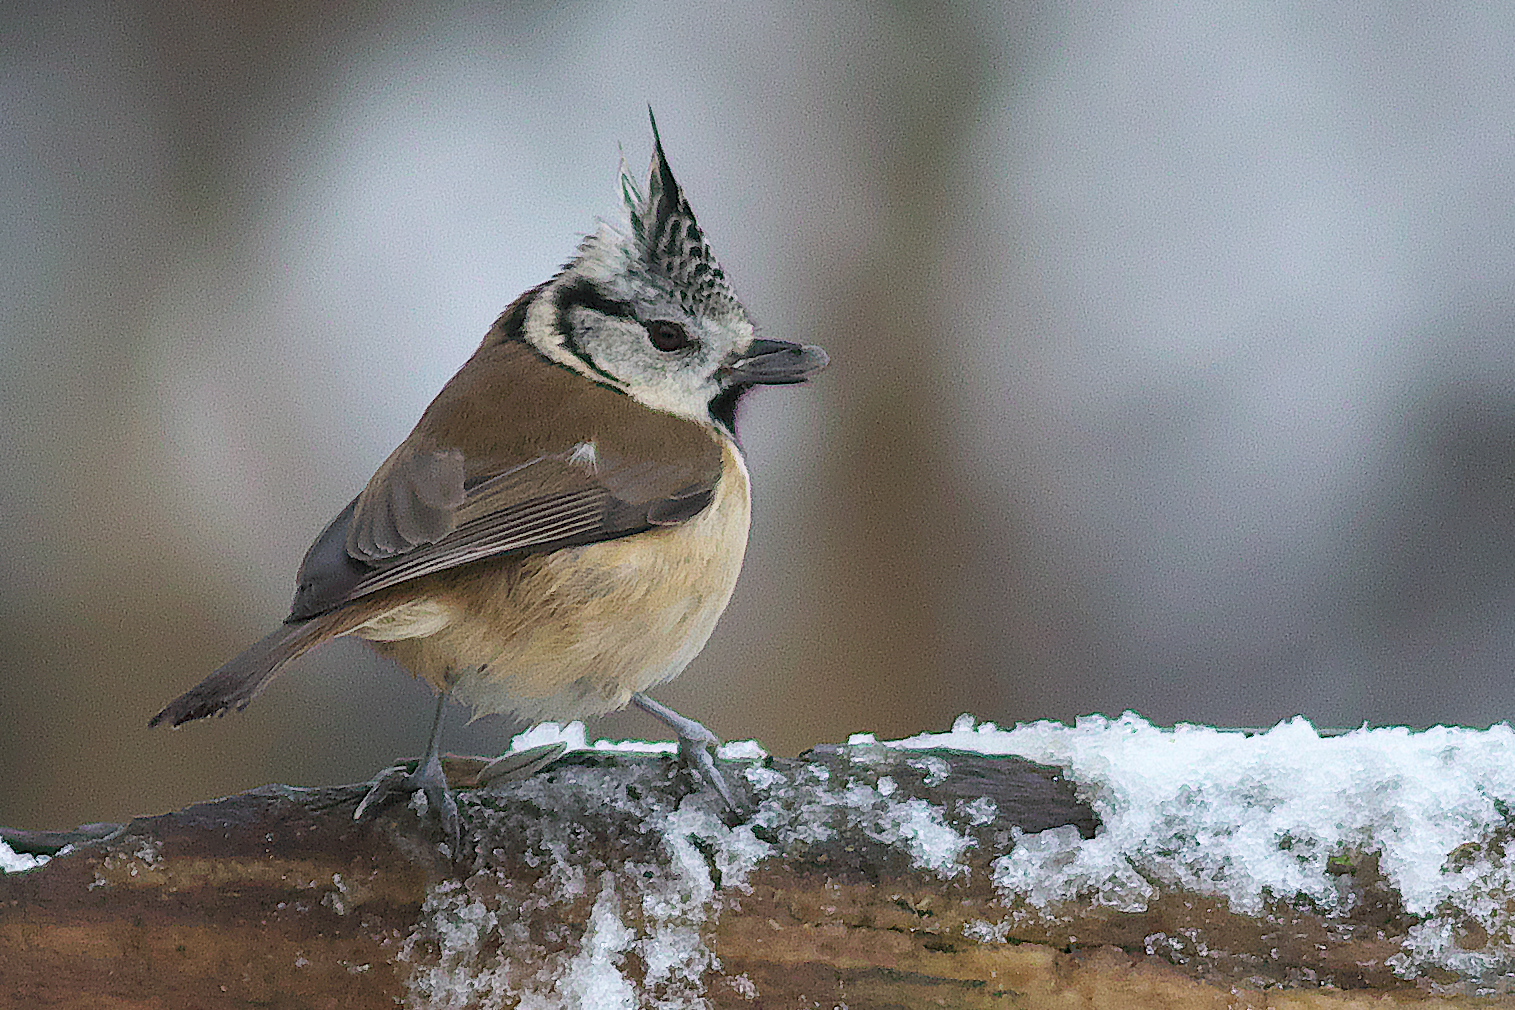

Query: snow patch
716,739,768,761
402,771,771,1009
0,838,47,873
508,721,589,753
884,713,1515,978
502,721,764,759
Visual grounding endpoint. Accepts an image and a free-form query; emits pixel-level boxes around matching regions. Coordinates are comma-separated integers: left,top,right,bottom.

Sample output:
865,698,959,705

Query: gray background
6,1,1515,828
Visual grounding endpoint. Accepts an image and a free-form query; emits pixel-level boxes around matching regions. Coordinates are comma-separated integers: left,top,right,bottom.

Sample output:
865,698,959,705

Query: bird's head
522,112,827,433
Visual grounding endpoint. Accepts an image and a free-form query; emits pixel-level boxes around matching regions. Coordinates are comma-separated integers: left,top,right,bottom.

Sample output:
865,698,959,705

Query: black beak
723,339,829,387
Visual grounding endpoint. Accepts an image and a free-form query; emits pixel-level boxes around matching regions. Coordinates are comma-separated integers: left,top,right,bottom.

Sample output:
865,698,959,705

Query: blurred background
7,1,1515,829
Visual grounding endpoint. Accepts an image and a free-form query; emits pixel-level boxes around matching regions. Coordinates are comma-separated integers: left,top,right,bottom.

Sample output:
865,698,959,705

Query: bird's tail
148,612,361,728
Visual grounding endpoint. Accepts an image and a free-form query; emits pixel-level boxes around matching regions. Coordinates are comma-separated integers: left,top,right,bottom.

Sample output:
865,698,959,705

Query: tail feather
149,617,340,728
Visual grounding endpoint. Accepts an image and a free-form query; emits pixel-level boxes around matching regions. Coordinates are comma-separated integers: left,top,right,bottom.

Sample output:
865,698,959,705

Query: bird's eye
645,320,695,353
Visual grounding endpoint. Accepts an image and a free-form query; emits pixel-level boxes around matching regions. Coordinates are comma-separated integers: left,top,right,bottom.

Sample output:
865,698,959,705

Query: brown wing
286,339,725,621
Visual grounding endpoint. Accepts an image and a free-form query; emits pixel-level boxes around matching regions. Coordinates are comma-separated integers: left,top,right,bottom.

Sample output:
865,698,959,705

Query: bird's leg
354,690,461,853
631,693,742,813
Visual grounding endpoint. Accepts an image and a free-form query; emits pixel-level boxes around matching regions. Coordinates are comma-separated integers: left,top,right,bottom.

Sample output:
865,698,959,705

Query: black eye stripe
554,279,695,366
554,279,630,387
557,278,635,321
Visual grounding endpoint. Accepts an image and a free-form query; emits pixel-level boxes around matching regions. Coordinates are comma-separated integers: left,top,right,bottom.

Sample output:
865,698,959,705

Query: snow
536,883,639,1010
715,740,768,761
404,719,981,1008
0,838,47,873
402,750,773,1009
502,721,767,759
887,713,1515,980
507,721,590,752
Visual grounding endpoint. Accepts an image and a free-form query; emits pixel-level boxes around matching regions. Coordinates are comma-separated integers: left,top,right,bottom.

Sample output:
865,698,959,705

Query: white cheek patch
623,375,720,422
523,288,630,392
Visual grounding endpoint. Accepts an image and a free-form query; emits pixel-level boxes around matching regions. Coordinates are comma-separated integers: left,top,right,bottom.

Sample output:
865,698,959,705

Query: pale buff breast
352,436,752,722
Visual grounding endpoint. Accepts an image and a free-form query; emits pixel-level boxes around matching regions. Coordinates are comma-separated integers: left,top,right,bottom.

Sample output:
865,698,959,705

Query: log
3,720,1515,1009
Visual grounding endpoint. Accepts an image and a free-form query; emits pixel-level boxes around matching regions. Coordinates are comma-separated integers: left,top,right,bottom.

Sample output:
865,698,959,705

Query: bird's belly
356,444,751,722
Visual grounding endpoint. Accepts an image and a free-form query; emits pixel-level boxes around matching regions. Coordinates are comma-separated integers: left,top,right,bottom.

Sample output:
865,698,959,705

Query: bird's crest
617,109,742,320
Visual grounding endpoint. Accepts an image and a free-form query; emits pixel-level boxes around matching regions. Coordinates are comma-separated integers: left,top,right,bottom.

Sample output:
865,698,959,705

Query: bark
0,745,1507,1009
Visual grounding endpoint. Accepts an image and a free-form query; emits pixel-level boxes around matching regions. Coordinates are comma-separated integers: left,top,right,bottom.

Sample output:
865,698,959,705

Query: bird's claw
677,731,742,815
631,692,747,816
354,752,461,854
352,765,408,821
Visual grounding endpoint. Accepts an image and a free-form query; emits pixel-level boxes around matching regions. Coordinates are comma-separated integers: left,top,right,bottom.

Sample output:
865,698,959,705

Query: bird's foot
676,722,743,815
353,750,461,854
631,693,745,816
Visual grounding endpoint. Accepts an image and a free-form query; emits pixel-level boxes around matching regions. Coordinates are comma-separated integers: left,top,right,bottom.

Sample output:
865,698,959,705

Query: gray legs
632,693,741,812
353,690,743,851
354,691,461,852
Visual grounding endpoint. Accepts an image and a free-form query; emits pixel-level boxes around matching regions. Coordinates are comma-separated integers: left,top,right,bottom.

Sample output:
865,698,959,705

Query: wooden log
0,740,1511,1009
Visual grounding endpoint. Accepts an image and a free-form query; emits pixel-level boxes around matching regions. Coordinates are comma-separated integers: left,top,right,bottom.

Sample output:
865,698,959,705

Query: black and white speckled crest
619,112,744,321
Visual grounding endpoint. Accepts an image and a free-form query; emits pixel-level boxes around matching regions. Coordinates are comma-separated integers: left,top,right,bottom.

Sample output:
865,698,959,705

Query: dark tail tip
148,686,236,729
147,622,325,729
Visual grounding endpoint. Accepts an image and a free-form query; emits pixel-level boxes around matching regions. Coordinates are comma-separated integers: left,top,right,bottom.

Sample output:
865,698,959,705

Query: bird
149,111,828,851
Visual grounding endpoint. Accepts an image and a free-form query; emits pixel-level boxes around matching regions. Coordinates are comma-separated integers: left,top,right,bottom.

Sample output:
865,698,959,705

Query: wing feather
285,339,726,621
343,489,609,599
